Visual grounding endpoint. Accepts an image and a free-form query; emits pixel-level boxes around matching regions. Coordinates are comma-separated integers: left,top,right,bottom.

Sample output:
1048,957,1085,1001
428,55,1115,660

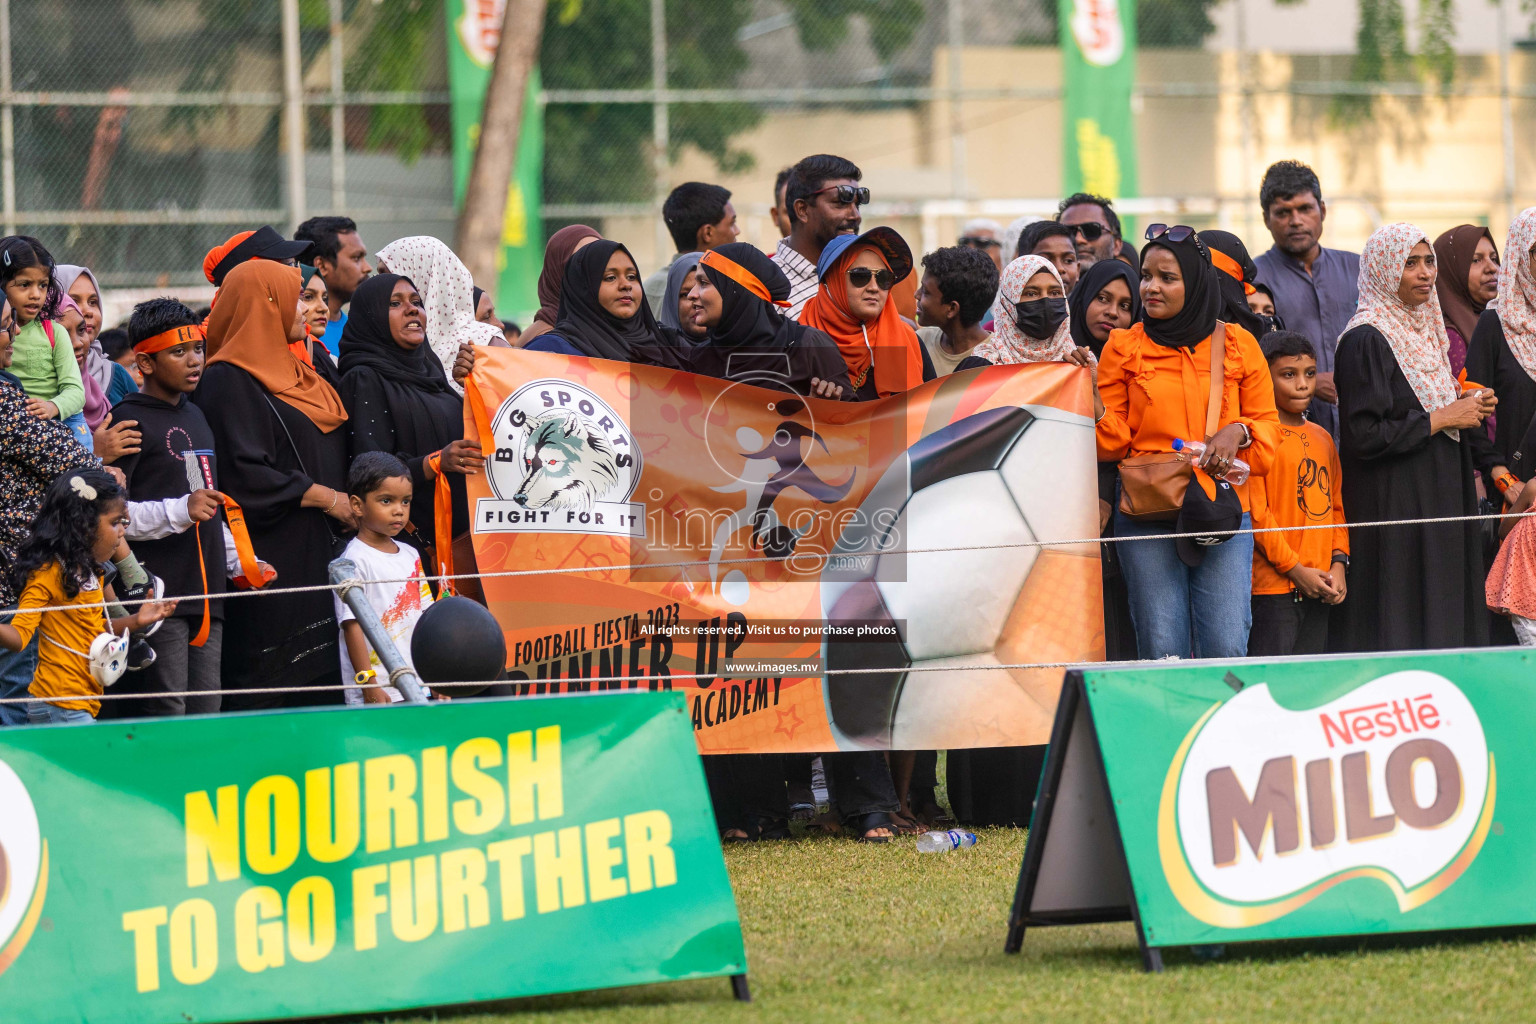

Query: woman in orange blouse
1096,226,1280,659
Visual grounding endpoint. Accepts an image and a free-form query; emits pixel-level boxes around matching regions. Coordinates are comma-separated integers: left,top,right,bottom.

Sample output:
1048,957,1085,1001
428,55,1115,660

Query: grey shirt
1254,244,1361,437
644,255,679,320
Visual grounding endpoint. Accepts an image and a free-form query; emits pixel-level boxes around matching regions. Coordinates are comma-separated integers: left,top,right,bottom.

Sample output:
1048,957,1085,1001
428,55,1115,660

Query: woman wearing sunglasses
1096,224,1281,660
800,226,934,401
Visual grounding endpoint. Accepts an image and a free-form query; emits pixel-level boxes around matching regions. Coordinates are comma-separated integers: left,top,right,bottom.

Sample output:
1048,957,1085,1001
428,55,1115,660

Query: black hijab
1139,234,1222,350
339,273,453,393
700,243,797,349
1069,258,1141,357
688,243,854,397
552,240,678,362
1198,229,1268,342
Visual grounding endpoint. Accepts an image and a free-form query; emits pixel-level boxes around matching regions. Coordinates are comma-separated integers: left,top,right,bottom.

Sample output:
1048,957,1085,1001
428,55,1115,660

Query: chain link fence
10,0,1536,310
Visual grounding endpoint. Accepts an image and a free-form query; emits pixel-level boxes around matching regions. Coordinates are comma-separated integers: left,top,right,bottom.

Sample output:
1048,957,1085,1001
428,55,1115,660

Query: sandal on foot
849,812,895,843
915,801,955,828
749,816,792,841
720,828,753,843
887,810,926,836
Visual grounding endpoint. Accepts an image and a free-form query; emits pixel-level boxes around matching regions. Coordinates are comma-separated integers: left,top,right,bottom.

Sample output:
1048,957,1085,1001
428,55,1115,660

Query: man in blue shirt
1253,160,1360,437
294,216,373,357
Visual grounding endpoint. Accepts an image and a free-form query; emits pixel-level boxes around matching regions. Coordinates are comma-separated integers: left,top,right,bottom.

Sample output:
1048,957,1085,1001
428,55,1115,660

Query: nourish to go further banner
1060,0,1138,202
0,693,745,1023
462,347,1103,755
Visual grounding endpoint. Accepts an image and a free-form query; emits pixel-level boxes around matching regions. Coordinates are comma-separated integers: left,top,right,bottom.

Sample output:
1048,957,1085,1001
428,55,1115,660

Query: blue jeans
26,701,95,724
0,611,38,726
1115,510,1254,660
62,410,93,452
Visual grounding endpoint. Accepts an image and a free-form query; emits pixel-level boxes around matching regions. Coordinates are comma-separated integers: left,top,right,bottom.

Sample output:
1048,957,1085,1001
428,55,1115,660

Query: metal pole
328,558,429,704
1,0,15,237
329,0,346,211
947,0,966,203
282,0,307,231
1499,0,1517,227
650,0,670,263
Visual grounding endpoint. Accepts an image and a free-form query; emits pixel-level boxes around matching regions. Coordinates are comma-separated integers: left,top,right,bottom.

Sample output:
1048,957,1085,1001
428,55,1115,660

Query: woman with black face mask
958,255,1103,414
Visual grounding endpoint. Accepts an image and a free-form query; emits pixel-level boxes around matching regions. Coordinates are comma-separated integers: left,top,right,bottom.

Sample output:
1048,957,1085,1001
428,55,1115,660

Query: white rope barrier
0,656,1183,705
8,506,1530,618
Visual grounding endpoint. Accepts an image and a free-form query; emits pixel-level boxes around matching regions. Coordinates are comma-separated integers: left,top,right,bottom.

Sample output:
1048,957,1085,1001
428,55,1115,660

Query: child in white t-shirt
333,451,436,705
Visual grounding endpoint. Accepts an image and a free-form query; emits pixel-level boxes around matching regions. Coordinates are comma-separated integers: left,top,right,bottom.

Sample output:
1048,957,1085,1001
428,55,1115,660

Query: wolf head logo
513,410,621,512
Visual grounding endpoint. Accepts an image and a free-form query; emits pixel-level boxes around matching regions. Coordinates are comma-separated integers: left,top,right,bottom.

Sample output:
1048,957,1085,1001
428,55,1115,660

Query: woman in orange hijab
799,226,932,400
193,260,356,709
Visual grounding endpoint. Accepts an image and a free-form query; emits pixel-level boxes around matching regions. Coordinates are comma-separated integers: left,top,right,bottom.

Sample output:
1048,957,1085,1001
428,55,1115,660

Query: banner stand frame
731,974,751,1001
1004,672,1164,972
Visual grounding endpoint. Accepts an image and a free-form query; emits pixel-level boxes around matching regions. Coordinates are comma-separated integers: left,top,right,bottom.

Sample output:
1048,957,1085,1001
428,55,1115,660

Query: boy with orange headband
108,297,273,716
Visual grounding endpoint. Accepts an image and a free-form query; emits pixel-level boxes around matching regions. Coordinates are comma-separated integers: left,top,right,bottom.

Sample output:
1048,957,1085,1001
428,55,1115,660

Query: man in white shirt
772,154,866,319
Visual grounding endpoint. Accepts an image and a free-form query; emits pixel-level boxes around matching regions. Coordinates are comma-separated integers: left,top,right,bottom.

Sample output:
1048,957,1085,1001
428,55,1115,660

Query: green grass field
387,827,1536,1024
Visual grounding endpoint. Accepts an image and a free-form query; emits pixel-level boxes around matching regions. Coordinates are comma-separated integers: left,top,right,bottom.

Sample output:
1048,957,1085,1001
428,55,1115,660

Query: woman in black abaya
339,273,484,582
193,260,354,707
524,240,687,369
1334,223,1495,651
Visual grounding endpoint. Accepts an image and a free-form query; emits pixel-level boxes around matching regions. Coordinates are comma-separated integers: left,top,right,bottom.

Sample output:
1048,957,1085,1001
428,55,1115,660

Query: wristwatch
354,669,377,686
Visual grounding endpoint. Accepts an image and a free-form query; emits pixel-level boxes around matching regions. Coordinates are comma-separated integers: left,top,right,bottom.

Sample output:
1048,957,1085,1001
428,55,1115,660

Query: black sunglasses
1144,223,1197,243
958,235,1001,249
810,184,872,207
847,267,895,290
1144,223,1210,260
1069,221,1109,242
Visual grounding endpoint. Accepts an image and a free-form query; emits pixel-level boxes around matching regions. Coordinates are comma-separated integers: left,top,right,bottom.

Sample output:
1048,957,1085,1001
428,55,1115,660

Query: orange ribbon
135,324,206,355
188,494,266,646
700,249,791,307
1208,248,1256,295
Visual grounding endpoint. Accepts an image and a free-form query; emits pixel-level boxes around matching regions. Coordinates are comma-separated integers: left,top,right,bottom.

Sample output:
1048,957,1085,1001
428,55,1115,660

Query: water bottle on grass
916,829,978,853
1171,438,1250,485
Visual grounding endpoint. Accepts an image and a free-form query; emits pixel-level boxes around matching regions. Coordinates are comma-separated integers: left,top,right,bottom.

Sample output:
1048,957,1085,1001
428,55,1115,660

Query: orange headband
1209,248,1257,295
135,324,205,354
700,249,790,308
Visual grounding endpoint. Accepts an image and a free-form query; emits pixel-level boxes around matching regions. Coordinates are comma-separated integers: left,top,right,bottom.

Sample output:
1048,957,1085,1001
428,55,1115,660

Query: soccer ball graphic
818,404,1098,750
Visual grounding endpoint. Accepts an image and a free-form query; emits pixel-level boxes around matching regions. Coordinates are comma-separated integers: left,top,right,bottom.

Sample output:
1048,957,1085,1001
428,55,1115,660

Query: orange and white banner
464,347,1103,752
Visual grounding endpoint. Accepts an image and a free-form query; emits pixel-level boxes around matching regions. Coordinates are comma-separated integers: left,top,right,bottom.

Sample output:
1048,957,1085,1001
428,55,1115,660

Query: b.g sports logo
1159,671,1494,928
0,757,46,977
478,380,646,538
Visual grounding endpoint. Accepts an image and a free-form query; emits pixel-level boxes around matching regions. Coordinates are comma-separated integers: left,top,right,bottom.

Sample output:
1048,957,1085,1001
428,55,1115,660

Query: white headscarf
54,264,110,390
1494,207,1536,383
1001,216,1042,264
972,255,1075,364
375,236,504,394
1342,222,1462,434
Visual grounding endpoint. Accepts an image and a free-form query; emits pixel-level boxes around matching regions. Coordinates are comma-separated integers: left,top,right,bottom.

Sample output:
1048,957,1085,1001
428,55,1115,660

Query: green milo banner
1010,650,1532,969
1059,0,1138,202
447,0,543,317
0,693,745,1021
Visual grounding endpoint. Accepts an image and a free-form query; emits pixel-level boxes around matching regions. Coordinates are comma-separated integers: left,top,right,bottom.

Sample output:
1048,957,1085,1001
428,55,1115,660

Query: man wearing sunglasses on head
773,154,869,319
1057,192,1123,269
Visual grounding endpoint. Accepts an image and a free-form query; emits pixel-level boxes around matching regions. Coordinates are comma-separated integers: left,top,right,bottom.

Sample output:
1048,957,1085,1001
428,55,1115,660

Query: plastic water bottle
1171,438,1250,485
916,829,979,853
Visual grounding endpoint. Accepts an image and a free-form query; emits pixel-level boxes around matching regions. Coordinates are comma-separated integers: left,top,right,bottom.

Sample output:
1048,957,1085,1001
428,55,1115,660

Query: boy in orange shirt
1249,332,1349,655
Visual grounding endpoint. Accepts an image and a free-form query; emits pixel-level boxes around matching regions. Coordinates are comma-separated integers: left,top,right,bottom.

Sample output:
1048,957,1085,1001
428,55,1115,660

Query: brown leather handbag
1117,323,1227,523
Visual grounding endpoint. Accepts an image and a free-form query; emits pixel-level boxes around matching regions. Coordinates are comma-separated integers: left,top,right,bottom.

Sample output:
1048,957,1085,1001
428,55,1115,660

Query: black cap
212,226,315,287
1175,475,1244,567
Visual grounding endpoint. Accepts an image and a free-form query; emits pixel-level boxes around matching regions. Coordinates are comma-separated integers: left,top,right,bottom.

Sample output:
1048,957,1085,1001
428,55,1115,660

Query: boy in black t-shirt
110,298,273,715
